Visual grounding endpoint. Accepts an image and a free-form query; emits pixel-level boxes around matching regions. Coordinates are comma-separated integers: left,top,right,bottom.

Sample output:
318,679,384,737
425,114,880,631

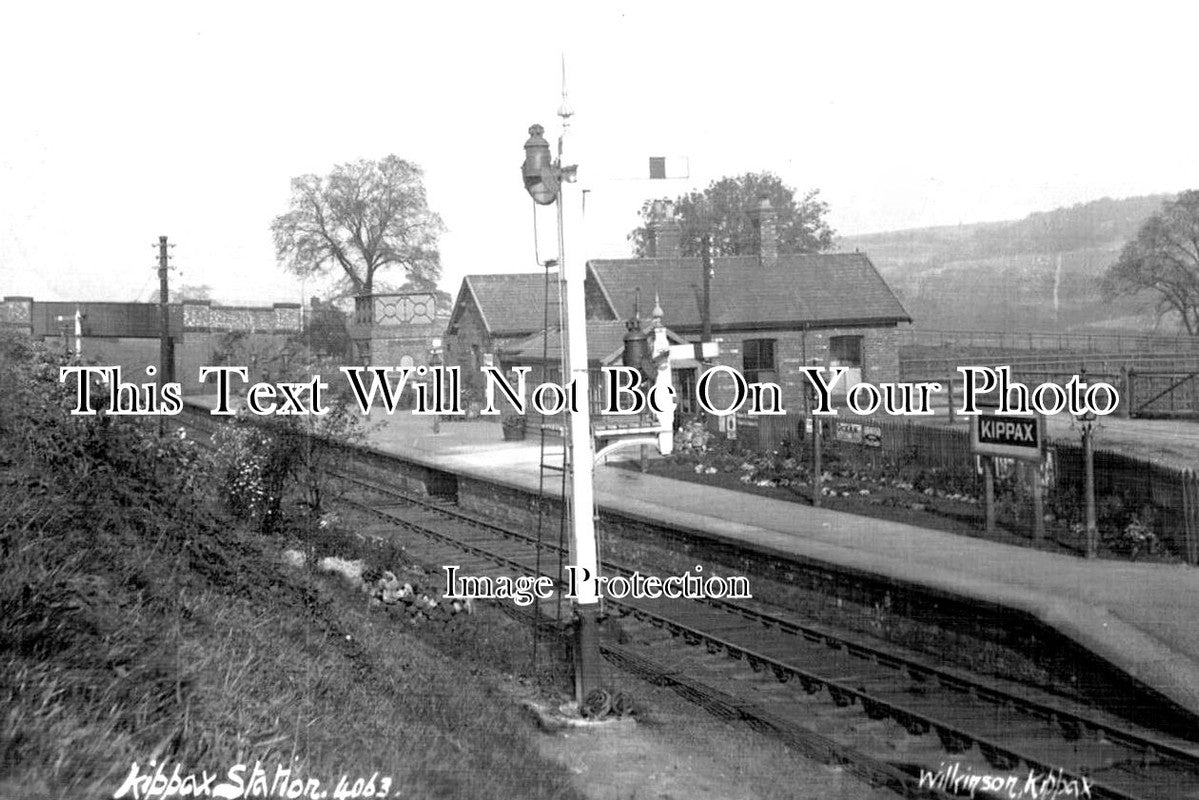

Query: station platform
182,398,1199,719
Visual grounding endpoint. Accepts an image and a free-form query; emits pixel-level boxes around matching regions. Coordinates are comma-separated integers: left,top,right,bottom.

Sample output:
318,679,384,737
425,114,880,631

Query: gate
1127,370,1199,417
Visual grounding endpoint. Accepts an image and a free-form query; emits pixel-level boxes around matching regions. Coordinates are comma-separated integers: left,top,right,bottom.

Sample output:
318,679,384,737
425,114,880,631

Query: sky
2,1,1198,306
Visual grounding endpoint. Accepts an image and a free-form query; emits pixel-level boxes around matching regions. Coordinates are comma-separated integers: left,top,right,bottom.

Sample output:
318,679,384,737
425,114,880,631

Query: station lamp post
1075,369,1099,557
521,119,603,709
809,358,824,508
1078,409,1098,557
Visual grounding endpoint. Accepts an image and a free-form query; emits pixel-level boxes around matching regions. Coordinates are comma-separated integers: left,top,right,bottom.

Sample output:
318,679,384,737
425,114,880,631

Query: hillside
840,194,1176,333
0,335,585,800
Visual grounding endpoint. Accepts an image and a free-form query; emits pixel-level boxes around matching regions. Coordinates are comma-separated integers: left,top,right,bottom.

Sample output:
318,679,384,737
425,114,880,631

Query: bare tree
271,155,445,299
1102,191,1199,334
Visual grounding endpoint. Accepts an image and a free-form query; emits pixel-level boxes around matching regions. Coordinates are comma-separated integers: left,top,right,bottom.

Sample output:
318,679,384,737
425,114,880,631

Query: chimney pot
750,194,779,267
646,201,682,259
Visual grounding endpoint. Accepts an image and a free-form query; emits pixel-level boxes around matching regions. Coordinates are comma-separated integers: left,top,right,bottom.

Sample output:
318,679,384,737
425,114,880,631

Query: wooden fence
900,328,1199,353
899,364,1199,418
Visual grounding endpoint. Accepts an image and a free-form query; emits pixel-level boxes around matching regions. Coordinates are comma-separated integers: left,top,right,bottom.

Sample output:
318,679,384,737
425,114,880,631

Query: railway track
179,410,1199,799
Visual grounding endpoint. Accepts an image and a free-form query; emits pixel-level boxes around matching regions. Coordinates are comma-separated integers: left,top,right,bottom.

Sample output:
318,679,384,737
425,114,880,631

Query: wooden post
983,456,996,534
946,376,955,424
1185,469,1199,566
1122,367,1135,419
1083,423,1097,557
1031,461,1045,543
157,235,170,436
813,415,823,508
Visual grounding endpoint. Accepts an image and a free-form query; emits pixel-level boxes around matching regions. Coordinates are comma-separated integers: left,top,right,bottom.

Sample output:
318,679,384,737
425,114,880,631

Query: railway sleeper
315,441,1199,798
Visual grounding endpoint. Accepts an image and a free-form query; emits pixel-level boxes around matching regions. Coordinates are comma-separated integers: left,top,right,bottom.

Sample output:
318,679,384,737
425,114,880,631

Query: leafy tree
1101,191,1199,334
303,297,352,360
628,172,834,258
271,155,445,299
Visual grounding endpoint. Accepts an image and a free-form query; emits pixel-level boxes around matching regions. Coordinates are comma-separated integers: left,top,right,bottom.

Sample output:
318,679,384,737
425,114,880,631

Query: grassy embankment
0,335,579,800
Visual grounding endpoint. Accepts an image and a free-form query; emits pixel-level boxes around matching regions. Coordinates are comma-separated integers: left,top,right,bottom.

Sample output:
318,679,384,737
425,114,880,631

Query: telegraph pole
701,234,713,344
158,236,171,434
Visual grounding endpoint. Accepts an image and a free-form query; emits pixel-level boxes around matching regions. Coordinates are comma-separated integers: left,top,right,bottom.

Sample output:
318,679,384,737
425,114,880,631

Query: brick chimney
645,200,682,259
750,196,779,267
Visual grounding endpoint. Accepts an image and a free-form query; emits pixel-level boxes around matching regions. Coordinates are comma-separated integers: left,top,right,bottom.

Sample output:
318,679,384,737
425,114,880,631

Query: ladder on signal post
534,265,570,627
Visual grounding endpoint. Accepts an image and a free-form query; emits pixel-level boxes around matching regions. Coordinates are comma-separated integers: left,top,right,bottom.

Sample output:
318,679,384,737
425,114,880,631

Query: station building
442,273,616,402
443,199,911,421
588,200,911,416
503,314,691,419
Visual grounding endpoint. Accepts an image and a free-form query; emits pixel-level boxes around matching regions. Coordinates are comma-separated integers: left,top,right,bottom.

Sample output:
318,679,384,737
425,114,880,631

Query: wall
179,302,301,393
696,324,905,419
445,299,492,383
3,296,303,395
344,293,448,383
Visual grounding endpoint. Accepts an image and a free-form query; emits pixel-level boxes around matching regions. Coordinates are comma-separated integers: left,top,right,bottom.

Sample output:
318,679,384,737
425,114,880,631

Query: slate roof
507,320,684,366
449,274,562,338
587,252,910,332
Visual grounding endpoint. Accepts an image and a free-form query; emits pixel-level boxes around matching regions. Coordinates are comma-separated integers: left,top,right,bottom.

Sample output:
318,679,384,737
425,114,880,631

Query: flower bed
638,420,1177,561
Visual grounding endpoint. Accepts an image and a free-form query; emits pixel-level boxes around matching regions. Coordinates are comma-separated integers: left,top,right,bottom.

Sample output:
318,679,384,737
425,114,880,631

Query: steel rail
176,410,1199,799
338,472,1196,800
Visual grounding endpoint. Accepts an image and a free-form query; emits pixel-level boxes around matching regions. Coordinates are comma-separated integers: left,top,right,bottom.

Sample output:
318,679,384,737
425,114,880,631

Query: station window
829,335,863,386
742,338,777,383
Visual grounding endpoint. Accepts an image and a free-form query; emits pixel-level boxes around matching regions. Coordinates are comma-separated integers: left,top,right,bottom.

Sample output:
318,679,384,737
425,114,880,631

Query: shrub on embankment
0,333,579,800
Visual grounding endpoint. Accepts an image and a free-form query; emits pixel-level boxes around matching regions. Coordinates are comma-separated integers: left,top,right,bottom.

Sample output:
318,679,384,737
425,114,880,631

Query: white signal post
522,97,603,705
559,142,600,609
521,97,715,710
552,95,605,706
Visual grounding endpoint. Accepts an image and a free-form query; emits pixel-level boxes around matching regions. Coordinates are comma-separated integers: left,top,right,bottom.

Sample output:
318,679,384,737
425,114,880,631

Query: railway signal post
522,108,605,707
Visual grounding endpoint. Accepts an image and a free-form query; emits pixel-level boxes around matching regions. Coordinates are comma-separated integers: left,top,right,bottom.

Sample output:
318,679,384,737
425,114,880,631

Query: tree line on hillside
844,195,1172,264
984,195,1172,257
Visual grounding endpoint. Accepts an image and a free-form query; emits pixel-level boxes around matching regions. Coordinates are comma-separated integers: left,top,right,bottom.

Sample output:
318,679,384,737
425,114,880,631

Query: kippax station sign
970,408,1044,461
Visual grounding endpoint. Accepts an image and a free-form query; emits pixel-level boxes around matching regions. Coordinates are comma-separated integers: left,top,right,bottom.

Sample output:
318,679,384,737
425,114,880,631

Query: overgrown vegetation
0,331,580,800
206,331,370,528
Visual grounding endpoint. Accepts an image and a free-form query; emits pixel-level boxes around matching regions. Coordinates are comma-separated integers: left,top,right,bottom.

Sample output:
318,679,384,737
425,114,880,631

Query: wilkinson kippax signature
919,761,1093,799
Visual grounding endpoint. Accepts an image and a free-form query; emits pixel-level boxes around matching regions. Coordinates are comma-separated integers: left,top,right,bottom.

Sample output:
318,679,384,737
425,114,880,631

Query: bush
209,420,291,530
502,414,527,440
674,418,714,456
203,350,367,527
1049,485,1168,558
